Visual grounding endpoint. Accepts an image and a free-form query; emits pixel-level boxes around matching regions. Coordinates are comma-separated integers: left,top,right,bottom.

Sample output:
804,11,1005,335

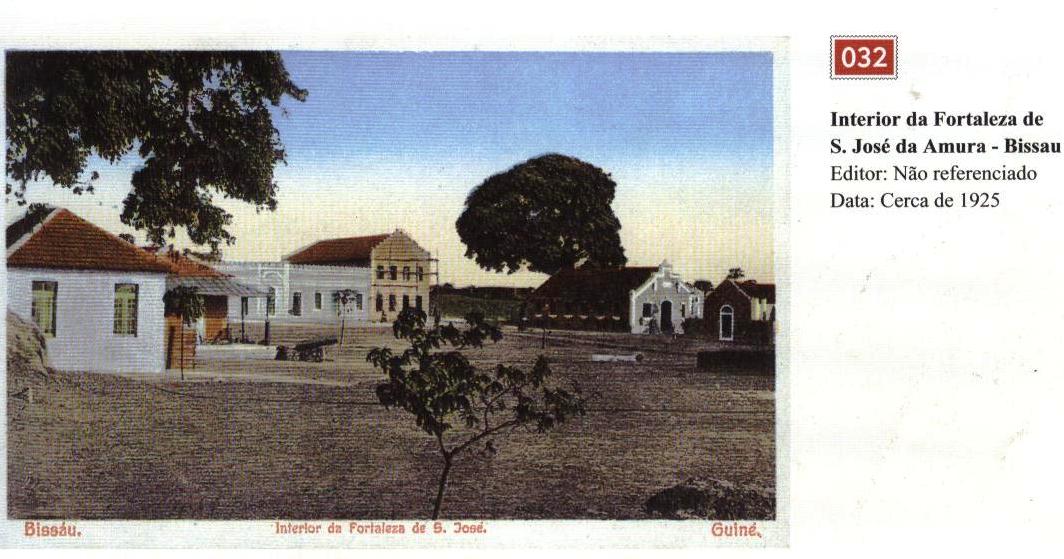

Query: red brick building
703,279,776,345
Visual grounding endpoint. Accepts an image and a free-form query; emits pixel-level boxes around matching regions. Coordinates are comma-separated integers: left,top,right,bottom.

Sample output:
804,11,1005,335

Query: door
719,305,734,341
660,300,673,332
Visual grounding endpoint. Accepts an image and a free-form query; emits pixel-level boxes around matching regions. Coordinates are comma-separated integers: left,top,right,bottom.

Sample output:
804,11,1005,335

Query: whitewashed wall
629,263,703,334
6,268,167,373
216,261,372,324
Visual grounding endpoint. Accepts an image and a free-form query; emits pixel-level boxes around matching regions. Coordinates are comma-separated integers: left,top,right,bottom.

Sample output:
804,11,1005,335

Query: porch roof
166,276,268,297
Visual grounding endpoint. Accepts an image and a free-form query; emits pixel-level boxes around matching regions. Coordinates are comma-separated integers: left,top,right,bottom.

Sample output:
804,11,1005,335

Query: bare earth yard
8,324,775,519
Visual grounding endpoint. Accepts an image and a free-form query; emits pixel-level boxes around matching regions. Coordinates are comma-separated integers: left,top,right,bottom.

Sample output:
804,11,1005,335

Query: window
375,294,384,312
642,303,653,318
719,305,734,341
416,266,424,281
402,266,411,280
31,281,57,337
415,295,423,311
241,297,249,317
388,294,396,311
681,304,686,318
355,293,363,310
113,283,138,336
291,292,302,316
376,266,385,280
314,292,323,311
402,294,410,309
389,266,398,280
267,287,276,316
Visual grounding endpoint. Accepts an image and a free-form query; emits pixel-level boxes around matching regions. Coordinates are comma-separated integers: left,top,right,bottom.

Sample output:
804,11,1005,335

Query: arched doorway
719,305,734,341
660,300,673,332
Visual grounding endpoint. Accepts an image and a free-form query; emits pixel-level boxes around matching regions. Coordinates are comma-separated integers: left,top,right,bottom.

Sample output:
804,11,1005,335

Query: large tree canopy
456,153,627,275
5,51,306,249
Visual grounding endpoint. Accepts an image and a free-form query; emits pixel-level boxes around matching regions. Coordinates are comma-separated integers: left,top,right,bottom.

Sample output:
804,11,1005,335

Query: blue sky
274,51,773,176
10,50,777,287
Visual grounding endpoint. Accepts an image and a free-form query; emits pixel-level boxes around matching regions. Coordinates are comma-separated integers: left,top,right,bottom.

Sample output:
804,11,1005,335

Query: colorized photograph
5,50,779,520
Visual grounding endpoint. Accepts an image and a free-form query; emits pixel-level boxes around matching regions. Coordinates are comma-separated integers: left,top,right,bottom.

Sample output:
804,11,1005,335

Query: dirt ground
7,323,775,519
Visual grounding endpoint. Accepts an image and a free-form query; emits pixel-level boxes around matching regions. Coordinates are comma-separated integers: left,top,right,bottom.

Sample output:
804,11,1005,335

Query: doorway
660,300,673,332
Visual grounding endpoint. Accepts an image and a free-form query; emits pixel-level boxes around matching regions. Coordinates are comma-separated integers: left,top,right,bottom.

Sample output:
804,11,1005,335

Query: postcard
3,1,1063,554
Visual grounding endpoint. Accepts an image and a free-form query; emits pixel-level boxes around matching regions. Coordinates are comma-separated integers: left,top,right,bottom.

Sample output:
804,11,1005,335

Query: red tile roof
6,208,172,273
529,265,657,311
285,234,390,266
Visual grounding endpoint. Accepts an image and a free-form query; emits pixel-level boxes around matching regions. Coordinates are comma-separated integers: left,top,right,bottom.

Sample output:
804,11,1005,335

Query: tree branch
450,419,523,458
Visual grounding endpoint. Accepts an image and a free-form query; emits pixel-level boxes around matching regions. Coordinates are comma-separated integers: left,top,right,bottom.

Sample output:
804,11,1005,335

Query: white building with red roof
6,207,171,373
215,229,435,325
6,207,267,372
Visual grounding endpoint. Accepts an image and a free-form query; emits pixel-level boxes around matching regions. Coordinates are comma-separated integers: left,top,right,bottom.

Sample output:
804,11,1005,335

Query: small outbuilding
703,279,776,345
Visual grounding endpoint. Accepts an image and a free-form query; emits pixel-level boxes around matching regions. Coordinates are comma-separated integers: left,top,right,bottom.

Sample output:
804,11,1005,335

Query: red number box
831,36,897,79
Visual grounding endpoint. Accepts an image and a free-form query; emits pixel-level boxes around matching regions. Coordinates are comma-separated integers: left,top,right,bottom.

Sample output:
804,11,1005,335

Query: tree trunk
432,455,453,520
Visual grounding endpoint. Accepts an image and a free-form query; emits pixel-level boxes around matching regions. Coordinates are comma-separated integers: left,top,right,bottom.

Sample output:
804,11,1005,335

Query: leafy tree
117,233,137,245
6,51,307,250
693,280,714,293
368,308,586,519
727,268,745,280
163,285,205,380
456,153,626,275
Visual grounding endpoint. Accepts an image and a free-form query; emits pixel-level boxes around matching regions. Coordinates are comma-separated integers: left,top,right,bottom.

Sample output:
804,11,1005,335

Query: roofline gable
721,278,752,299
6,207,61,258
6,208,171,274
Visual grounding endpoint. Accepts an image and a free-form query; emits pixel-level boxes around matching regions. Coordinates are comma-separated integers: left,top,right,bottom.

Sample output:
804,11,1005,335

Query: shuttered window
31,281,58,337
114,283,139,336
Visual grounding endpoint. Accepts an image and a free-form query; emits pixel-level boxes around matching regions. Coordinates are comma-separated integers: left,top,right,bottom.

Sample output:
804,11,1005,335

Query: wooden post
166,324,175,369
180,323,185,381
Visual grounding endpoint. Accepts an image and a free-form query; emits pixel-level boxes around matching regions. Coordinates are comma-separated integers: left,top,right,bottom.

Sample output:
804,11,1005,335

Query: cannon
275,336,338,362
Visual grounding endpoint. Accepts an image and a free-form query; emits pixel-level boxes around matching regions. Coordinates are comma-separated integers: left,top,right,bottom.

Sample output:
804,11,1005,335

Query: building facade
526,261,701,334
6,208,171,373
216,229,434,325
703,279,776,345
629,261,703,334
215,261,373,325
367,230,433,322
